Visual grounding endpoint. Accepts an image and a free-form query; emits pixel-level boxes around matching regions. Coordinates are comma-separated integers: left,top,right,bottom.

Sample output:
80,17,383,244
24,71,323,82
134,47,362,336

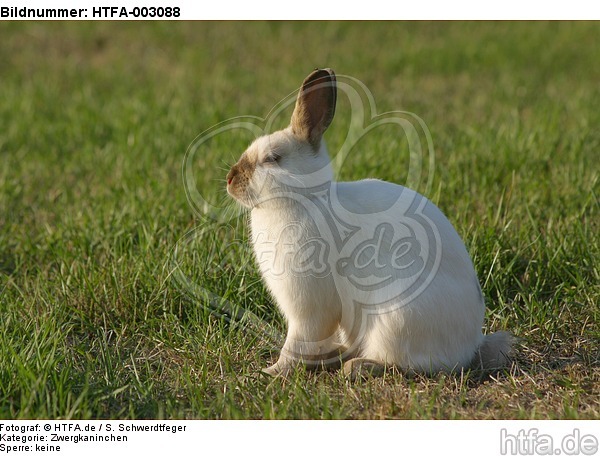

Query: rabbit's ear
290,68,337,149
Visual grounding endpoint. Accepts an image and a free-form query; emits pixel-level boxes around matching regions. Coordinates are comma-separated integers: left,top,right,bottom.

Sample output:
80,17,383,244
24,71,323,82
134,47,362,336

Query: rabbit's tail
471,331,514,370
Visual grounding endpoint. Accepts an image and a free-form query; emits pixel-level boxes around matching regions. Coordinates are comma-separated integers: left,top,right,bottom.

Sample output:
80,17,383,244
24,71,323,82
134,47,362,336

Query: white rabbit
226,68,512,378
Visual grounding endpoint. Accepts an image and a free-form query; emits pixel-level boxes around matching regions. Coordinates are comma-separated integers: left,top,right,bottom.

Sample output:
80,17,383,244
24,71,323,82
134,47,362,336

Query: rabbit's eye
263,153,281,164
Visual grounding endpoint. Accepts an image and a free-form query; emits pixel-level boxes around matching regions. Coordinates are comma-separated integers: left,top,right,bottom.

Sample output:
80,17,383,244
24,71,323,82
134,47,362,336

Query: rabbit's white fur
226,69,511,376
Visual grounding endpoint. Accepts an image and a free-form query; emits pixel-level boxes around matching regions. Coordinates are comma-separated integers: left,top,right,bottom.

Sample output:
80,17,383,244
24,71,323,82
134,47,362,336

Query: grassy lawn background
0,21,598,419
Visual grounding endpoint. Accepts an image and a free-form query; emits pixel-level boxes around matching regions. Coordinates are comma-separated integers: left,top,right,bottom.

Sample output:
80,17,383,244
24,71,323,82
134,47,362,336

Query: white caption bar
0,420,599,456
0,0,599,19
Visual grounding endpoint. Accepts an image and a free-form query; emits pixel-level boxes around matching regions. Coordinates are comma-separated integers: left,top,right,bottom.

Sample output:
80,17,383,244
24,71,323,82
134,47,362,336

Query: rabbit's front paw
343,358,386,381
261,359,296,377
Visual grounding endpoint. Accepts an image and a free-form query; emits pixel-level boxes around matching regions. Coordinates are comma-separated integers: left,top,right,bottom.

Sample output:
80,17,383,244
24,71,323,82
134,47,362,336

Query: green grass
0,21,598,419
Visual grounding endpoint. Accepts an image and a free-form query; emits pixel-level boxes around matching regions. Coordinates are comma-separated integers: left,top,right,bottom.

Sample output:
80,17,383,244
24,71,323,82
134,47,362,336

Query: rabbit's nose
226,167,237,186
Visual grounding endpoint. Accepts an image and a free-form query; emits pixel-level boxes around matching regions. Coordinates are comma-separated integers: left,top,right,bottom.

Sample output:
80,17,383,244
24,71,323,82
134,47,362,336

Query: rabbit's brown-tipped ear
290,68,337,149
